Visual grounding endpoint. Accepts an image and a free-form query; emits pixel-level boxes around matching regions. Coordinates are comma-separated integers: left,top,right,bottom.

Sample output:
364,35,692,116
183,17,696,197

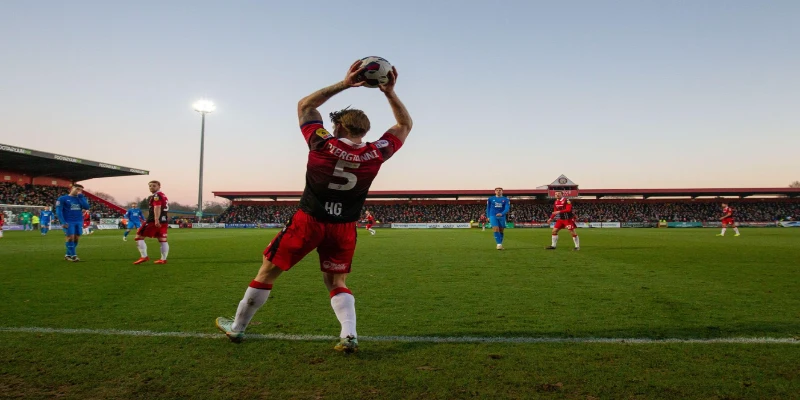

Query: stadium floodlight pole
192,99,216,220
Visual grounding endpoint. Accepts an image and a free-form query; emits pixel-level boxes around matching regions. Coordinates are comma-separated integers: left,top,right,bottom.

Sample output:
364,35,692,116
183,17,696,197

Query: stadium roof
214,187,800,200
0,143,148,182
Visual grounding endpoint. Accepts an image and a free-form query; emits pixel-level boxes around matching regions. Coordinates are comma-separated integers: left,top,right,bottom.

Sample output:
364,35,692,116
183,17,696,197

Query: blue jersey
486,196,510,219
55,194,90,223
40,210,54,223
125,208,144,223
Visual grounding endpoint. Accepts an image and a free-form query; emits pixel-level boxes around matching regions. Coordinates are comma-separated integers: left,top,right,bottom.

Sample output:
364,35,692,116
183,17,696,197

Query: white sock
137,240,148,257
551,235,558,247
331,290,356,338
160,242,169,260
232,282,272,332
734,227,740,234
721,228,727,235
369,229,376,234
231,281,272,332
573,235,580,248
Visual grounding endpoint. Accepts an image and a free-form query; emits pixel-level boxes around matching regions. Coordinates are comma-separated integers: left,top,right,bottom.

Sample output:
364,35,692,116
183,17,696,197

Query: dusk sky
1,0,798,205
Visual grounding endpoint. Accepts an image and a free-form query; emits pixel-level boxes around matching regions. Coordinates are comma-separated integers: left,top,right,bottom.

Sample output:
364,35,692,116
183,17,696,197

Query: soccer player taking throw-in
216,60,412,353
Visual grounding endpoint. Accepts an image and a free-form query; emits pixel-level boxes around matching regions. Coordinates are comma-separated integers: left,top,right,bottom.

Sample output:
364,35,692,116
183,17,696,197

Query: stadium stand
1,143,148,223
217,199,800,224
214,188,800,224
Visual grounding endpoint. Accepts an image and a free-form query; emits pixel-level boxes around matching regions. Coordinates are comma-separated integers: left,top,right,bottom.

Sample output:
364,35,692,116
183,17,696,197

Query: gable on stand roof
548,175,578,187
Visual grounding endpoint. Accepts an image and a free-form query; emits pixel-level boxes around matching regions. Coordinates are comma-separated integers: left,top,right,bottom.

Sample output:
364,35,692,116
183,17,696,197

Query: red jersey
366,215,375,223
479,215,488,223
299,121,402,223
147,191,170,223
723,207,734,218
554,198,575,220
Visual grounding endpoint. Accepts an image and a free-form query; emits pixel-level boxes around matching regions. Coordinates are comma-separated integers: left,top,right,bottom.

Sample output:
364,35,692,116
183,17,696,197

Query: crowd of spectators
6,182,797,225
1,182,122,222
218,204,294,224
217,200,800,224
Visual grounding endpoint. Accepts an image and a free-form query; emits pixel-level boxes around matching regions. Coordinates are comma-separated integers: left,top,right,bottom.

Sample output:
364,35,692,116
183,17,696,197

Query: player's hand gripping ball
358,56,393,88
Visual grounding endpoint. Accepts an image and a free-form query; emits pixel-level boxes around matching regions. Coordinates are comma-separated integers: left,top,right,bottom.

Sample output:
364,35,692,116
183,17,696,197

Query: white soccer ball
358,56,393,88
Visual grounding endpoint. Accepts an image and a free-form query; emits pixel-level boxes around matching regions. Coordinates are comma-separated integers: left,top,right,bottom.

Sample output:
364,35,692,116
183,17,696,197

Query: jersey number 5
328,160,360,191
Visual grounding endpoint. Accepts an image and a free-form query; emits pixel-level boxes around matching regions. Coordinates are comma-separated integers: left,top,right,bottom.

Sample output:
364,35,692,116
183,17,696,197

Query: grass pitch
1,228,798,399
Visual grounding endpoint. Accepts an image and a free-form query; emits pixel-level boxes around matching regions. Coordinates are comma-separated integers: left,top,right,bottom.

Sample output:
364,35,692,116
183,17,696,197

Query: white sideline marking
0,327,797,344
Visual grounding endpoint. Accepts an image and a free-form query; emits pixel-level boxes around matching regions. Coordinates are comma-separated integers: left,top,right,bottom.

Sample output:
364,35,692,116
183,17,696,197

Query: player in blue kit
55,184,90,262
123,203,145,241
39,207,55,235
486,187,511,250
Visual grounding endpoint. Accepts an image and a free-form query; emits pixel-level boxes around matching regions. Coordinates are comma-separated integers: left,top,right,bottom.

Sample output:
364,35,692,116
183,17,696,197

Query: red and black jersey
554,198,575,220
299,121,402,223
147,191,169,223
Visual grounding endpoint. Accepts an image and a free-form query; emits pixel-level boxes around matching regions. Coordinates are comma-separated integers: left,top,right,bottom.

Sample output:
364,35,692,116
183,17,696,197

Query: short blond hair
331,108,370,137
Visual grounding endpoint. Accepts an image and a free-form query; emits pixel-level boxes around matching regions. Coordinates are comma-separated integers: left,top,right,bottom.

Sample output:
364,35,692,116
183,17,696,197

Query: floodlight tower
193,99,216,219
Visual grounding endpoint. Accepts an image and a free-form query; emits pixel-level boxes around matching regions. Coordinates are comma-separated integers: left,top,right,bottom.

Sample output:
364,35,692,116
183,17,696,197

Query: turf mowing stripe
1,327,797,344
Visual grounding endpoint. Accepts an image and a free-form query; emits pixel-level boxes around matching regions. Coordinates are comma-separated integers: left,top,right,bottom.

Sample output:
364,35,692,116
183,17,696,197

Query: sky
1,0,798,206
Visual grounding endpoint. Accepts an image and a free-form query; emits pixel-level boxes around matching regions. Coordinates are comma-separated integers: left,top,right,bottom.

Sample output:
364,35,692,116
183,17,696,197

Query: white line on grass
1,327,797,344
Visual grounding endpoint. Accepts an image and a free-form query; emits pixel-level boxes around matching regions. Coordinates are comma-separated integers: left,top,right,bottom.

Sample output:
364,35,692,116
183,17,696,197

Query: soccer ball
358,56,393,88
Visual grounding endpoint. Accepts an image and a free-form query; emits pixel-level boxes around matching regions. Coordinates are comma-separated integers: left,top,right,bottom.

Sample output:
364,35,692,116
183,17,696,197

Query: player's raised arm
78,194,90,210
380,67,413,144
297,60,367,126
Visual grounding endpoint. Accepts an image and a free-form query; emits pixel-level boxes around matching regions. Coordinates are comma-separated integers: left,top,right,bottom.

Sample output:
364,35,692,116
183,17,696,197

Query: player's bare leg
133,235,150,264
570,229,580,250
324,272,358,353
217,257,283,343
546,227,560,249
154,238,169,264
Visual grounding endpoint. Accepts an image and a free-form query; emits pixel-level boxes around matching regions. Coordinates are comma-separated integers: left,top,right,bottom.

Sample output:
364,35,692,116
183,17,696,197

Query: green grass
1,228,798,399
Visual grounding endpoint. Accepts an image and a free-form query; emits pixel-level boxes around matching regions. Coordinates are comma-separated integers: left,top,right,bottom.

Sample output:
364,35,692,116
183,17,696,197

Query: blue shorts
489,216,506,228
64,222,83,236
127,221,142,229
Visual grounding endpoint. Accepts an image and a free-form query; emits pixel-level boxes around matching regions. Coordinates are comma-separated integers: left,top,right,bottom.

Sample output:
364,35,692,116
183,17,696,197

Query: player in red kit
716,203,741,236
216,60,413,353
82,210,93,235
478,214,489,231
546,191,580,250
364,210,376,235
0,212,4,238
133,181,171,264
